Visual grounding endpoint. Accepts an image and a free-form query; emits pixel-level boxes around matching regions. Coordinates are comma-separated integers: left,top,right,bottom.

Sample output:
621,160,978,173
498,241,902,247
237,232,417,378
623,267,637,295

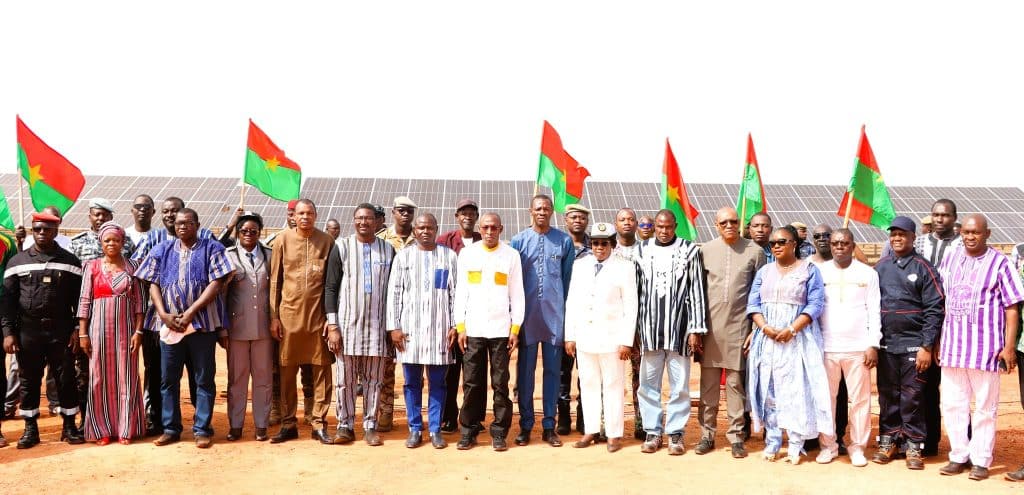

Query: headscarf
98,221,126,242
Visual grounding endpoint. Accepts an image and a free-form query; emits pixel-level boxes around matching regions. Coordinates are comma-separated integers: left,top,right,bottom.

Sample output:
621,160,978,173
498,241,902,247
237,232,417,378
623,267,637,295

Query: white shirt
818,259,882,352
454,242,525,339
565,255,638,354
126,226,150,246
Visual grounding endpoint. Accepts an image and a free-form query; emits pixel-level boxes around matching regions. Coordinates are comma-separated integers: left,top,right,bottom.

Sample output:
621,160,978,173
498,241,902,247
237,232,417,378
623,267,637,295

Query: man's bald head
960,213,990,257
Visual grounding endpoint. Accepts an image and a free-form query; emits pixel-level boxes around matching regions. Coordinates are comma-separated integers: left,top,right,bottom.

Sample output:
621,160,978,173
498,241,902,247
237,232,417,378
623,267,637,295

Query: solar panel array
3,174,1023,244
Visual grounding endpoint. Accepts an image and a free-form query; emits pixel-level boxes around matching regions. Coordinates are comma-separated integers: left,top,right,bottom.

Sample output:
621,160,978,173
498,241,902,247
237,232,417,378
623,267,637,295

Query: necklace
777,259,797,270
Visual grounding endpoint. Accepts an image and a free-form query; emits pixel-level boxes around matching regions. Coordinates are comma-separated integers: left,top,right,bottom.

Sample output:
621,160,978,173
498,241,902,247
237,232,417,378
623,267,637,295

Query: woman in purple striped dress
77,222,146,445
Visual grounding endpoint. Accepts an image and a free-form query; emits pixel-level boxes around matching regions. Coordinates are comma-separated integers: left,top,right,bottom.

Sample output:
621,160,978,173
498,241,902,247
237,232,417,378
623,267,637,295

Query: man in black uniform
1,212,84,448
872,216,944,469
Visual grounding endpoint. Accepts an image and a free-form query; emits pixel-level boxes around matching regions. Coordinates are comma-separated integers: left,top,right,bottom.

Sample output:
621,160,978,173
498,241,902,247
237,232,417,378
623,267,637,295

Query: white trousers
820,351,872,455
577,351,625,438
941,367,1000,468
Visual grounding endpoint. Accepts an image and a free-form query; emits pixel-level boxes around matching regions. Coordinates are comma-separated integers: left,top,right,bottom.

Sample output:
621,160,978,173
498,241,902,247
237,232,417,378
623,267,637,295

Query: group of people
2,190,1024,483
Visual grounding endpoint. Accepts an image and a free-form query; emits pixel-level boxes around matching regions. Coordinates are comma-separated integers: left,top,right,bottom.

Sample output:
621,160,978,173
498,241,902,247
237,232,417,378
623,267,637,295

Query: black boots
17,417,40,449
60,414,85,444
556,400,571,435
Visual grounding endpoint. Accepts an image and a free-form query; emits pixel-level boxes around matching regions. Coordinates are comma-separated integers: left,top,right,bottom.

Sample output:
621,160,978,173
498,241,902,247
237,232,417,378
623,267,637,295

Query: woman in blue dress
745,225,832,464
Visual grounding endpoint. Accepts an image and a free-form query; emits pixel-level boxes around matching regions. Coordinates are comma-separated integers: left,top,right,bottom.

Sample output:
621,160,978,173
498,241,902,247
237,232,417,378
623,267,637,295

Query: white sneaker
850,451,868,467
786,453,802,465
816,449,838,464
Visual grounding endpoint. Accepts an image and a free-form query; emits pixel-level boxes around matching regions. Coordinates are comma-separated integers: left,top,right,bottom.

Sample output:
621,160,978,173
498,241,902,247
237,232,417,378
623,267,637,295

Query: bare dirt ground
2,352,1024,495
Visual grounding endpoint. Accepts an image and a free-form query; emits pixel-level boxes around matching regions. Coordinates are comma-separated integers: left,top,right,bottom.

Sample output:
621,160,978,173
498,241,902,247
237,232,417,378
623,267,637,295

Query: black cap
887,216,916,233
236,211,264,230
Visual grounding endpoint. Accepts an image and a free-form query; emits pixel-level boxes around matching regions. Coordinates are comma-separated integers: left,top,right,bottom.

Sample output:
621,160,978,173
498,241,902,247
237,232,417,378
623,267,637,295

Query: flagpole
17,169,23,226
739,195,747,236
842,189,854,228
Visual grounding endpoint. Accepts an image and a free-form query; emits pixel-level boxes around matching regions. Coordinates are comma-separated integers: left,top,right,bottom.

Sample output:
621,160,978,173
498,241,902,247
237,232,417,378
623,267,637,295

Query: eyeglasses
238,229,260,236
812,232,831,240
829,240,852,247
767,239,792,247
718,219,739,226
133,204,153,211
591,240,613,247
638,223,653,228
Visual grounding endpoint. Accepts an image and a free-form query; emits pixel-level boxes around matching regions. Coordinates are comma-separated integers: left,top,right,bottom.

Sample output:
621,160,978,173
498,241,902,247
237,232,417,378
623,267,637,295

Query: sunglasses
591,240,613,247
32,226,56,233
767,239,792,247
812,232,831,240
638,223,653,228
829,240,852,247
133,203,153,211
238,229,260,236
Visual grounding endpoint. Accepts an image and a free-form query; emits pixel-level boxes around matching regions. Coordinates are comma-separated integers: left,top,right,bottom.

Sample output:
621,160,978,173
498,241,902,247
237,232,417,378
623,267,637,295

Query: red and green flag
245,120,302,202
536,120,590,212
837,125,896,230
660,138,699,241
16,116,86,217
736,133,767,229
0,189,15,231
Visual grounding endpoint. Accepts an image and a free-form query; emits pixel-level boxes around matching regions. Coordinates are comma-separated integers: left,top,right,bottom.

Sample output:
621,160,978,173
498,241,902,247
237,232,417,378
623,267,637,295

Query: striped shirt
324,235,395,357
134,238,234,332
938,246,1024,372
132,227,214,261
386,245,458,365
635,237,708,353
915,233,963,267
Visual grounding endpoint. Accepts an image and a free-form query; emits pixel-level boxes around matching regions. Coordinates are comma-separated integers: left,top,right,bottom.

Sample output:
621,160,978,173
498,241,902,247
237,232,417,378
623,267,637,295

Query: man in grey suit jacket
224,212,274,442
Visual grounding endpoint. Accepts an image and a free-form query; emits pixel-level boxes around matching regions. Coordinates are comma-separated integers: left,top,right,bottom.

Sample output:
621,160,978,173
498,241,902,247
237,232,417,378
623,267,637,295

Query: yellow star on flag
265,156,280,171
27,164,44,187
667,184,681,203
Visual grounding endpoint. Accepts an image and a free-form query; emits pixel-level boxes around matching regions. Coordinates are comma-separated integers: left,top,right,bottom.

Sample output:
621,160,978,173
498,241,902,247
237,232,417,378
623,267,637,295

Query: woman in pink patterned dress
77,222,145,445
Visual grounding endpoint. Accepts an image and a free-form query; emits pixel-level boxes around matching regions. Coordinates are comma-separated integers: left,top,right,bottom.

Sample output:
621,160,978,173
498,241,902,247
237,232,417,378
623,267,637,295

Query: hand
507,333,519,352
446,328,457,348
218,336,229,350
617,345,631,361
999,346,1017,374
130,332,143,354
564,341,576,357
933,342,942,366
687,333,703,354
915,348,932,373
863,347,878,369
67,332,80,354
3,335,19,354
326,325,341,354
159,311,182,331
390,330,407,353
270,319,282,341
79,336,92,357
743,333,753,357
14,225,26,244
175,308,196,329
458,332,467,353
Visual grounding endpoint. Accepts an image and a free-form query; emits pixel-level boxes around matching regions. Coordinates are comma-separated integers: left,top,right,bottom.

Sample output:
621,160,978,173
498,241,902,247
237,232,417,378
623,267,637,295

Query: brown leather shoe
334,428,355,445
606,437,623,453
572,434,596,448
542,429,562,447
195,435,213,449
939,461,969,476
905,446,924,470
153,433,180,446
968,466,989,481
364,428,383,446
1005,465,1024,482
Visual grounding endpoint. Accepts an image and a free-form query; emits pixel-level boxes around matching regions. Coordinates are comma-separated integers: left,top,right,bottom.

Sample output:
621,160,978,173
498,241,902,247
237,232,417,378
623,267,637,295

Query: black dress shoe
694,438,715,455
405,431,423,448
227,428,243,441
492,435,508,452
255,428,269,441
270,427,298,444
440,420,458,433
456,432,477,450
334,428,355,444
515,430,531,446
145,426,162,438
731,442,748,458
430,432,447,449
542,429,563,447
312,428,334,445
364,428,383,446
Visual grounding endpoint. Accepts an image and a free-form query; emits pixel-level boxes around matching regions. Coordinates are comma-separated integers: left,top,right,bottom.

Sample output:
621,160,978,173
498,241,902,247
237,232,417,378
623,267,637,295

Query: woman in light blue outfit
745,226,832,464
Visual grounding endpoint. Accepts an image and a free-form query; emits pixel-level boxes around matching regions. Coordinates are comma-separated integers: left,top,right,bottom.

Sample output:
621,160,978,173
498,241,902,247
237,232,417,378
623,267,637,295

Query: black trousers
558,351,581,412
877,350,926,444
460,337,512,436
17,340,79,417
921,360,941,452
442,342,465,425
4,357,59,411
142,330,164,429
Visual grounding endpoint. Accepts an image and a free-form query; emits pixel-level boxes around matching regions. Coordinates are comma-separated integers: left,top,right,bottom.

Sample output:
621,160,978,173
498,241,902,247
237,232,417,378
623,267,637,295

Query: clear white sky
3,1,1022,188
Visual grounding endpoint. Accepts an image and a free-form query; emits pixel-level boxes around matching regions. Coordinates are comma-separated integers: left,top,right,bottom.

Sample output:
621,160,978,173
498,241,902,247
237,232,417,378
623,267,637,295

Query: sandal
96,437,111,446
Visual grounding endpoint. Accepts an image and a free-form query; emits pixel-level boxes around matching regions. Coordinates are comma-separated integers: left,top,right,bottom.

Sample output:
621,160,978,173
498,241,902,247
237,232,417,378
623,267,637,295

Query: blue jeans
160,331,217,437
638,349,692,436
517,341,562,431
403,364,447,433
